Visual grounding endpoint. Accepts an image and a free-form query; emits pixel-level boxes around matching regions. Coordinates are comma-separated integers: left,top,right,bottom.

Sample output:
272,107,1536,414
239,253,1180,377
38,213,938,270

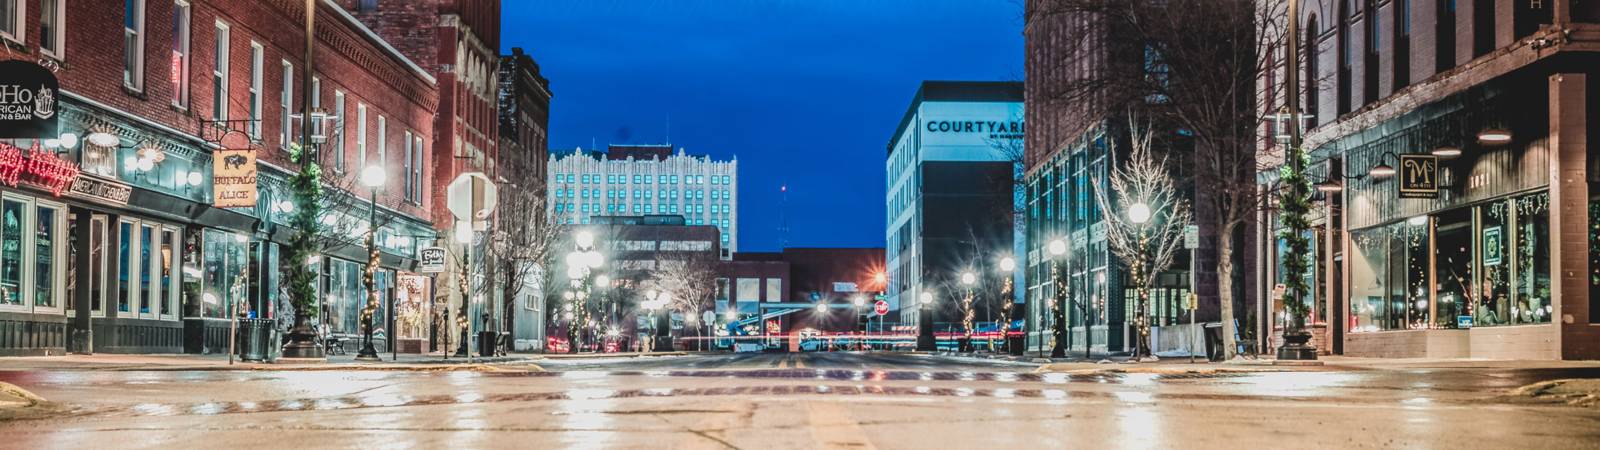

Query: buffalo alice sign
0,61,59,138
213,148,258,208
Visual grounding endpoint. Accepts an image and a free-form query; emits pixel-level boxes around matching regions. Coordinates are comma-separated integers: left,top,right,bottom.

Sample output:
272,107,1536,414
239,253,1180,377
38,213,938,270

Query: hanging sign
1397,154,1438,199
0,142,79,195
213,148,258,208
0,61,59,139
418,247,447,273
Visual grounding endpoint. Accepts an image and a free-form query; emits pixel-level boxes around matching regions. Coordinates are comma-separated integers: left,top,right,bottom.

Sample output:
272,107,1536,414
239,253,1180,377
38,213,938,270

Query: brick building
0,0,439,356
1258,0,1600,359
496,46,552,351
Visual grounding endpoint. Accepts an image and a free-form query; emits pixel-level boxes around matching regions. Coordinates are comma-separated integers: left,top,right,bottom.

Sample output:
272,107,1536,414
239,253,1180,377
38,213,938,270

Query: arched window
1394,0,1410,88
1337,0,1352,115
1304,15,1320,124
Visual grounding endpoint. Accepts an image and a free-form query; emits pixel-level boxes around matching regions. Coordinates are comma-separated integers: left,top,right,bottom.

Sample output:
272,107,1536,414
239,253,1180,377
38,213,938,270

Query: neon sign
0,142,81,196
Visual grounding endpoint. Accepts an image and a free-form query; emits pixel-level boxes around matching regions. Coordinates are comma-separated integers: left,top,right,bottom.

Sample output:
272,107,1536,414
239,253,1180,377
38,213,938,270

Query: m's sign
213,148,258,208
1398,154,1438,199
0,61,59,138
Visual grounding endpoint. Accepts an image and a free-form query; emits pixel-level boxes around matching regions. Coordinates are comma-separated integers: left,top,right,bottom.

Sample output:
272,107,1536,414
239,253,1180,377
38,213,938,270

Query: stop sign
873,300,889,316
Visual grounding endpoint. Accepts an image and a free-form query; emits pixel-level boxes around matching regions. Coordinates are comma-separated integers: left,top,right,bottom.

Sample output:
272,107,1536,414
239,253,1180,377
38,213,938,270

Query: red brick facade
0,0,438,219
344,0,501,228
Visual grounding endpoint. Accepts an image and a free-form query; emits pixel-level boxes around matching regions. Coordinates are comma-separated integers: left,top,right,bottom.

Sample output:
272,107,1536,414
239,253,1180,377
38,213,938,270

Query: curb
0,381,45,408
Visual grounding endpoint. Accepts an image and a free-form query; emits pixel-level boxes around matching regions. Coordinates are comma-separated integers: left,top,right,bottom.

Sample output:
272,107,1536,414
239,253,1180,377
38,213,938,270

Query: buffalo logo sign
213,148,258,208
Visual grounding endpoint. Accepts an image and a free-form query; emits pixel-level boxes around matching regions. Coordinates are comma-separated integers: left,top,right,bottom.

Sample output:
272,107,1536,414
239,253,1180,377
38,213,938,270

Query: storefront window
0,199,22,306
118,221,133,313
1513,192,1551,325
200,229,247,318
160,229,176,317
1434,208,1471,328
35,205,57,309
1478,200,1512,325
1349,220,1429,331
138,224,153,315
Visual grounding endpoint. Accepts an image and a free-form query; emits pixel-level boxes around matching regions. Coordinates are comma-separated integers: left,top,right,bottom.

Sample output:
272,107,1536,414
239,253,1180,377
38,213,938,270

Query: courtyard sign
0,61,59,139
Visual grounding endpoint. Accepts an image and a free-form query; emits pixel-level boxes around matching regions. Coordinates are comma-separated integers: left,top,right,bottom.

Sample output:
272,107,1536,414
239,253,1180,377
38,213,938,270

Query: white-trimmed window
248,42,262,139
40,0,66,57
402,130,413,202
0,196,67,315
169,1,190,107
210,21,228,121
411,135,423,202
279,60,293,147
333,90,345,172
0,0,24,43
356,103,367,168
123,0,146,90
377,115,386,167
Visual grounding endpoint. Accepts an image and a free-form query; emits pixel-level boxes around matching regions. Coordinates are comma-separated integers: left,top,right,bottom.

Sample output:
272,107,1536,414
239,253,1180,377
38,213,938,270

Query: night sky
500,0,1022,251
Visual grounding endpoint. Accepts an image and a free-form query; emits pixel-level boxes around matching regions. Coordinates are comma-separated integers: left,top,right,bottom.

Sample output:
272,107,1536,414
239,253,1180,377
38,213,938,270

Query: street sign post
873,300,888,316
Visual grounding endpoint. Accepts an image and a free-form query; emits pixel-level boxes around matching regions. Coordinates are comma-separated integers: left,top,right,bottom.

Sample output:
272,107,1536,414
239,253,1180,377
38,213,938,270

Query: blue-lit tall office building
884,81,1022,336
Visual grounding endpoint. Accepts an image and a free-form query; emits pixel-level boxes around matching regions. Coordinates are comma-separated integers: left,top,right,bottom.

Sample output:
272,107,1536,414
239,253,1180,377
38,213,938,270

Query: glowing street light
1048,238,1067,256
999,256,1016,272
1128,201,1152,224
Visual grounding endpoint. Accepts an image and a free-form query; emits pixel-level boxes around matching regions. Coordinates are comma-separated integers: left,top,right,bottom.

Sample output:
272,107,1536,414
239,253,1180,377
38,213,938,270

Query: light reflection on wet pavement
3,353,1600,449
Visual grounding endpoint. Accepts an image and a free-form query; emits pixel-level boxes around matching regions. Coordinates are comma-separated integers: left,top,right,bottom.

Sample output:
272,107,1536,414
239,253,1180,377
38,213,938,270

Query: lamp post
916,291,936,351
960,271,976,352
643,289,668,352
851,294,865,351
1048,238,1067,358
355,166,387,360
998,256,1016,353
1128,201,1153,361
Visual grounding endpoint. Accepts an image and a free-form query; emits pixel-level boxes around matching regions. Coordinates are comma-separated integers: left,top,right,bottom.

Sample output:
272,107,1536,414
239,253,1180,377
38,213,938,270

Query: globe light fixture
186,171,204,187
919,291,933,306
575,230,596,248
583,250,605,268
1048,239,1067,256
960,271,976,286
999,257,1016,272
58,132,78,149
594,274,611,287
1128,202,1152,224
852,295,865,307
360,165,387,188
815,303,828,314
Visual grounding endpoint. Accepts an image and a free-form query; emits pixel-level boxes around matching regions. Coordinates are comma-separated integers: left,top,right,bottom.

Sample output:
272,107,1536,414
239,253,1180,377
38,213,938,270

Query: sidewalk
0,353,543,372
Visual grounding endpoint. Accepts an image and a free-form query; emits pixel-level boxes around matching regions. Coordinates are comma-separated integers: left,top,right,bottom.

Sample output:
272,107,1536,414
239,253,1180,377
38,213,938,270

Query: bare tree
487,147,564,351
1028,0,1293,357
650,250,720,349
1095,120,1192,360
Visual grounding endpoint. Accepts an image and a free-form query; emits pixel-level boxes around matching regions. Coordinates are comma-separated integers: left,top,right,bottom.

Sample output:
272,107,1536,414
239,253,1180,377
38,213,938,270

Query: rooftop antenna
666,114,671,146
778,183,789,250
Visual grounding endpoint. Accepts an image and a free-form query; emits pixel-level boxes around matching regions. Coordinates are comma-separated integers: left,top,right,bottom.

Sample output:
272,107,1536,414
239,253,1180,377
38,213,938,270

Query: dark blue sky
501,0,1022,251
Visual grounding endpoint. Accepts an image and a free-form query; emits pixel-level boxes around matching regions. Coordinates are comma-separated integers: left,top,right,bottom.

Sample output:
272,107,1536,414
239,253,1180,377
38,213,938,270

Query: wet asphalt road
3,352,1600,449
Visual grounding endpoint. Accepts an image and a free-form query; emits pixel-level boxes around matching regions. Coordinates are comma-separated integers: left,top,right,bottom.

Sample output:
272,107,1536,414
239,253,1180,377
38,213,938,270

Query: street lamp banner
212,148,258,208
1397,154,1438,199
418,247,447,273
0,61,59,139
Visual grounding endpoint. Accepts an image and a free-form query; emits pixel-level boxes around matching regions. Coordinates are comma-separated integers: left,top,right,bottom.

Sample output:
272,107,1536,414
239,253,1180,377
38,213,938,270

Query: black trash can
1007,335,1025,355
1202,322,1224,362
478,331,497,357
237,319,274,362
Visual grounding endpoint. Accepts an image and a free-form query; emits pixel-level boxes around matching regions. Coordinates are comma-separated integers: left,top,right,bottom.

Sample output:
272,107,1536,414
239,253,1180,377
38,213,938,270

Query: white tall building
547,144,739,253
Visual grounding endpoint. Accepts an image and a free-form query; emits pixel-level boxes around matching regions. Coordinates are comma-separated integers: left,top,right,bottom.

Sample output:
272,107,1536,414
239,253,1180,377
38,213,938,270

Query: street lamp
355,165,386,361
1048,238,1067,358
916,289,936,351
959,271,977,352
851,294,866,350
996,256,1016,354
1128,201,1152,225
